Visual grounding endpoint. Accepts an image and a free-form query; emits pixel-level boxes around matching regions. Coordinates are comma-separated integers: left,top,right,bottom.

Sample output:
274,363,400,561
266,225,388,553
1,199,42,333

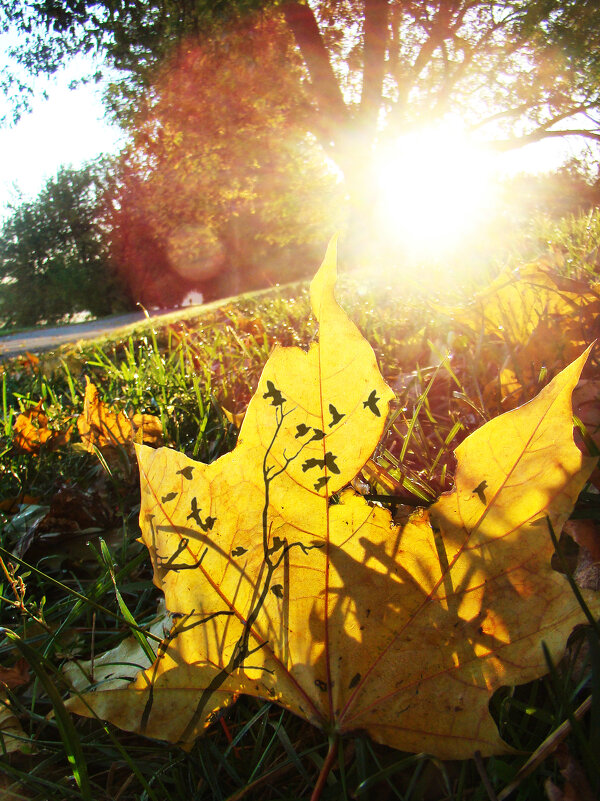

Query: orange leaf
77,380,163,451
0,659,30,690
13,402,72,454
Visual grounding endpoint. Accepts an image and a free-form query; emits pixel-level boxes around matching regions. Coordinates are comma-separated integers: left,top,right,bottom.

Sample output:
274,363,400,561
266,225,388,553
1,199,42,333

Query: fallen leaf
564,519,600,565
544,744,597,801
77,380,163,452
131,414,164,447
497,366,526,410
220,405,246,429
0,693,27,755
0,659,30,690
0,664,30,755
67,241,599,759
15,351,40,373
454,261,600,411
571,379,600,488
222,310,266,340
13,485,118,560
13,402,72,454
0,495,40,514
563,519,600,592
456,261,600,343
573,379,600,448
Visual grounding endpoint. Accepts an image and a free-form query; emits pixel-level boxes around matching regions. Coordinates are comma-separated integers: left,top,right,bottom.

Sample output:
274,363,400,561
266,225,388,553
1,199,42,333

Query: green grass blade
2,629,93,800
99,538,157,663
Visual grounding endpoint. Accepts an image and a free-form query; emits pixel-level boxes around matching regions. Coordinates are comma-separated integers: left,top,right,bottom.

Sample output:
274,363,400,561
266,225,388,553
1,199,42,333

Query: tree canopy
3,0,600,277
104,14,343,304
0,162,133,327
3,2,600,158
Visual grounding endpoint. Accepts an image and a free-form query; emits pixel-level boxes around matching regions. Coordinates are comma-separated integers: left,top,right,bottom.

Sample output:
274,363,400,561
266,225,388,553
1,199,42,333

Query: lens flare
373,125,498,258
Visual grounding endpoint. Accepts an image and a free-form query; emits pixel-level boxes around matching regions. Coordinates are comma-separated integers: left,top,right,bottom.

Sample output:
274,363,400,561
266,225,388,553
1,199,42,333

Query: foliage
498,159,600,227
4,2,600,266
0,161,133,328
0,227,599,798
4,1,600,152
77,379,163,453
106,14,344,305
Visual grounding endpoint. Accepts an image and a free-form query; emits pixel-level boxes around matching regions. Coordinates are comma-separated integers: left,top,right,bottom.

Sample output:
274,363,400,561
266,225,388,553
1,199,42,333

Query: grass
1,219,599,800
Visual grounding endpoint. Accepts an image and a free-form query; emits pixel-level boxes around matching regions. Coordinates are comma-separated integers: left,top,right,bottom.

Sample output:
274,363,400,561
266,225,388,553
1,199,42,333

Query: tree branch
389,2,468,124
473,102,594,141
359,0,389,129
491,127,600,151
470,100,557,131
281,2,348,134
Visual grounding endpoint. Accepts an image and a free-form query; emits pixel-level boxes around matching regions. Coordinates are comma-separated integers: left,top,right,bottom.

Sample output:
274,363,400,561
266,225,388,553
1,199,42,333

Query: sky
0,40,124,220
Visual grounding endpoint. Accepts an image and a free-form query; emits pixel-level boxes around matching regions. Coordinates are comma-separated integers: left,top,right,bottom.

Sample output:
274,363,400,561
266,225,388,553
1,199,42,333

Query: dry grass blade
497,695,592,800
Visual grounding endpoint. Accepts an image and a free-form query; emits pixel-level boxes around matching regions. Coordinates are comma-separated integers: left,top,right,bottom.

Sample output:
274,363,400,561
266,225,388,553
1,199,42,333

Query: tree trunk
282,1,390,270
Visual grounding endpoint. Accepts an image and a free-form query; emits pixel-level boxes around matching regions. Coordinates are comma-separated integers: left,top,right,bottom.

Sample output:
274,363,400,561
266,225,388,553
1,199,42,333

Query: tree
0,161,133,327
4,2,600,151
500,157,600,220
5,1,600,263
105,15,344,303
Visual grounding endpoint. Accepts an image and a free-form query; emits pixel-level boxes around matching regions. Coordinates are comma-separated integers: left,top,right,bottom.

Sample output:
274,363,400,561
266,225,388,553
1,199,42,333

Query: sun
372,124,498,258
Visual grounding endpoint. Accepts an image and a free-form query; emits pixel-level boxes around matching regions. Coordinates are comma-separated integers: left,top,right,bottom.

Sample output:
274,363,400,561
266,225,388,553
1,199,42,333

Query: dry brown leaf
13,485,118,561
564,519,600,592
564,519,600,564
545,744,597,801
0,659,30,690
0,495,39,514
0,693,27,754
573,379,600,447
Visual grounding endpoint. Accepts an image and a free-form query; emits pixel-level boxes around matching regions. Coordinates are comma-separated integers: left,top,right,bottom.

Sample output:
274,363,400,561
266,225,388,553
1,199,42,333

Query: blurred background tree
103,14,344,306
2,0,600,305
0,161,133,327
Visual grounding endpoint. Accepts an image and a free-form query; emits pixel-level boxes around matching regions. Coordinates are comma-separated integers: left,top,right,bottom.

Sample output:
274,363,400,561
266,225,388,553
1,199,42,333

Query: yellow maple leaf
67,241,599,759
457,261,600,343
457,261,600,410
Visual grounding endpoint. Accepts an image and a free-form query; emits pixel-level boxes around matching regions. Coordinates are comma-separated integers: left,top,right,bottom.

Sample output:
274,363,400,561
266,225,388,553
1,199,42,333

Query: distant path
0,282,298,361
0,308,190,360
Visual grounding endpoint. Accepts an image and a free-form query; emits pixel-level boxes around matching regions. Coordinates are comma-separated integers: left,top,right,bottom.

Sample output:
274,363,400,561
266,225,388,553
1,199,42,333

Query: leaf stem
311,735,339,801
